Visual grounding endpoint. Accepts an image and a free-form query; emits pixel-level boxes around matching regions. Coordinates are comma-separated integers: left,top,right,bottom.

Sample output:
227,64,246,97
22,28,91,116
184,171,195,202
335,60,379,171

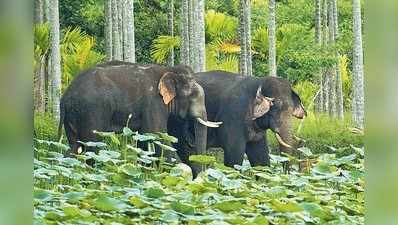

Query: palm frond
206,47,238,73
62,35,104,88
34,23,50,59
252,27,269,59
61,27,89,57
205,10,237,42
151,35,181,64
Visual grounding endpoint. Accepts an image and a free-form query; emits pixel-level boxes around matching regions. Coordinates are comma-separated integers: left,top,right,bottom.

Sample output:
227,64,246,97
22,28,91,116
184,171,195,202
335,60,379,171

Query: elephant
168,70,306,171
58,61,221,173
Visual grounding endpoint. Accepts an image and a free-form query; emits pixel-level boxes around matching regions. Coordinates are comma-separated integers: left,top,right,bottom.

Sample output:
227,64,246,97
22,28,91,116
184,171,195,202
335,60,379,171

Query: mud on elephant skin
168,70,306,170
58,61,221,175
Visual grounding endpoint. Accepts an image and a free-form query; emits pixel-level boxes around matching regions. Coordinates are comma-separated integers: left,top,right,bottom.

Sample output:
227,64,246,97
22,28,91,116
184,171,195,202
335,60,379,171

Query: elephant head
252,76,306,156
158,65,221,156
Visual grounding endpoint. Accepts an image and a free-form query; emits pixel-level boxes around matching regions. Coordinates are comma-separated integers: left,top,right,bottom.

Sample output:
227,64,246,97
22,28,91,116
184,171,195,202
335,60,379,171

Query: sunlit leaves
151,35,181,63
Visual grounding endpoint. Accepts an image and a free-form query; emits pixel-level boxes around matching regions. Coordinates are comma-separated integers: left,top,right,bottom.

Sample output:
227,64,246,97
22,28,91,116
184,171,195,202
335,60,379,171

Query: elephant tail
58,101,65,142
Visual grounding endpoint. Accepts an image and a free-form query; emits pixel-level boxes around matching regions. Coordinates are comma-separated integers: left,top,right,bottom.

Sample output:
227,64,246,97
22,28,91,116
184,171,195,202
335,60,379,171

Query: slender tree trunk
34,0,44,24
239,0,252,76
327,0,336,117
333,0,339,39
180,0,190,65
323,71,330,113
196,0,206,72
352,0,364,129
268,0,277,76
335,55,344,118
112,0,122,60
188,0,196,70
49,0,62,122
43,0,50,22
123,0,135,62
314,0,322,113
239,0,247,76
333,0,344,119
43,0,50,111
245,0,252,76
46,56,52,112
121,0,127,60
168,0,175,66
105,0,113,60
34,56,46,113
34,0,45,114
315,0,322,44
118,0,124,59
322,0,329,112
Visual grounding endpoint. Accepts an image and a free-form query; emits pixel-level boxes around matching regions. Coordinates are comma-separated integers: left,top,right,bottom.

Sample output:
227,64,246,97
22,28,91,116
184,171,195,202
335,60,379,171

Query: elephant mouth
274,132,292,149
196,117,223,128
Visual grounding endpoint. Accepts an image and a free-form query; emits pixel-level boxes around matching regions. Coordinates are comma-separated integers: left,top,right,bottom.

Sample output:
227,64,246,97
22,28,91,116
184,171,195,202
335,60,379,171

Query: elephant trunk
277,120,294,156
194,115,208,156
270,111,296,156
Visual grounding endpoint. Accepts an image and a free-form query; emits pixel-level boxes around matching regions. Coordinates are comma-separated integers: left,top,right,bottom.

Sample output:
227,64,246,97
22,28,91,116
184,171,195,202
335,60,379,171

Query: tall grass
267,113,364,153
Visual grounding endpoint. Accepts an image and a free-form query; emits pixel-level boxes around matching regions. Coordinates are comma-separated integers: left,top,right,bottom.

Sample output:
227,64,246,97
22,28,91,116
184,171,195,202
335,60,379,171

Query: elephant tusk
77,146,83,154
293,135,304,142
196,118,223,128
275,133,293,148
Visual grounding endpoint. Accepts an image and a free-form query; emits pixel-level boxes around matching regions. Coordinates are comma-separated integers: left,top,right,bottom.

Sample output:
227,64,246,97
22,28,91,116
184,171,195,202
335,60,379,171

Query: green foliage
205,10,238,42
276,23,336,83
61,27,105,87
59,0,105,51
252,27,269,59
33,24,104,90
34,127,364,224
151,35,181,63
293,80,318,108
34,113,58,141
34,23,50,61
206,47,239,72
340,54,352,109
267,114,364,154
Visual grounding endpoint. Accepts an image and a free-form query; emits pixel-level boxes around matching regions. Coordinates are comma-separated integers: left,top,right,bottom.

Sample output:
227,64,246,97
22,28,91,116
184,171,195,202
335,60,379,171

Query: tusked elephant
168,70,306,171
58,61,221,174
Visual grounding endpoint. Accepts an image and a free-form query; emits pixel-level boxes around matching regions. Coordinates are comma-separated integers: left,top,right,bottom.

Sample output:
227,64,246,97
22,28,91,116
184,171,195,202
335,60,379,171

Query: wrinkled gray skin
168,71,306,171
59,61,209,174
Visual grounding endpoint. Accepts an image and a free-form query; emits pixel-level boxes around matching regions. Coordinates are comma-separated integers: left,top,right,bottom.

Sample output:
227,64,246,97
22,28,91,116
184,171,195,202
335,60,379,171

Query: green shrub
293,80,318,109
34,113,58,141
267,113,364,154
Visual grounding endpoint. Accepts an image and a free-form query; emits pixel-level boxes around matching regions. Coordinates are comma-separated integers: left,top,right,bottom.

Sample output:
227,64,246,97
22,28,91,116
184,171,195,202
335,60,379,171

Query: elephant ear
291,90,306,119
159,72,176,105
252,86,273,120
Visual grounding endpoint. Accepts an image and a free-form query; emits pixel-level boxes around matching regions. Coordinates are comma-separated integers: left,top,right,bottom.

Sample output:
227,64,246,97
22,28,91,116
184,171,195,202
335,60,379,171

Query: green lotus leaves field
34,131,364,224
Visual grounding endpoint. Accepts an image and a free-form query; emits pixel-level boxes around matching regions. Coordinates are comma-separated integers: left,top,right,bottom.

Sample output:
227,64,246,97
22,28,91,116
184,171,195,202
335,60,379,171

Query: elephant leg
139,107,169,158
245,136,270,167
77,112,108,166
64,121,79,157
218,123,247,168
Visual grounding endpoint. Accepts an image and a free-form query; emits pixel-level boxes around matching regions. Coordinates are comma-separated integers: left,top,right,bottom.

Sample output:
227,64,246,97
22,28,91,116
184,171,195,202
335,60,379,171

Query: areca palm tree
151,10,240,72
49,0,62,121
352,0,364,129
34,25,104,113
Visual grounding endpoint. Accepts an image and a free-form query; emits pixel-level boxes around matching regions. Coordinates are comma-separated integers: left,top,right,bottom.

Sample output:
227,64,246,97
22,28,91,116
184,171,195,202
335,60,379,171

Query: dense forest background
34,0,364,125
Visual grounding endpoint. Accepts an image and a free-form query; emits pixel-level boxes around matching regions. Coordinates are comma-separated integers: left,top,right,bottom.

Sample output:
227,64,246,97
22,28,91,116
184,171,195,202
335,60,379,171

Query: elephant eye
274,99,283,107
